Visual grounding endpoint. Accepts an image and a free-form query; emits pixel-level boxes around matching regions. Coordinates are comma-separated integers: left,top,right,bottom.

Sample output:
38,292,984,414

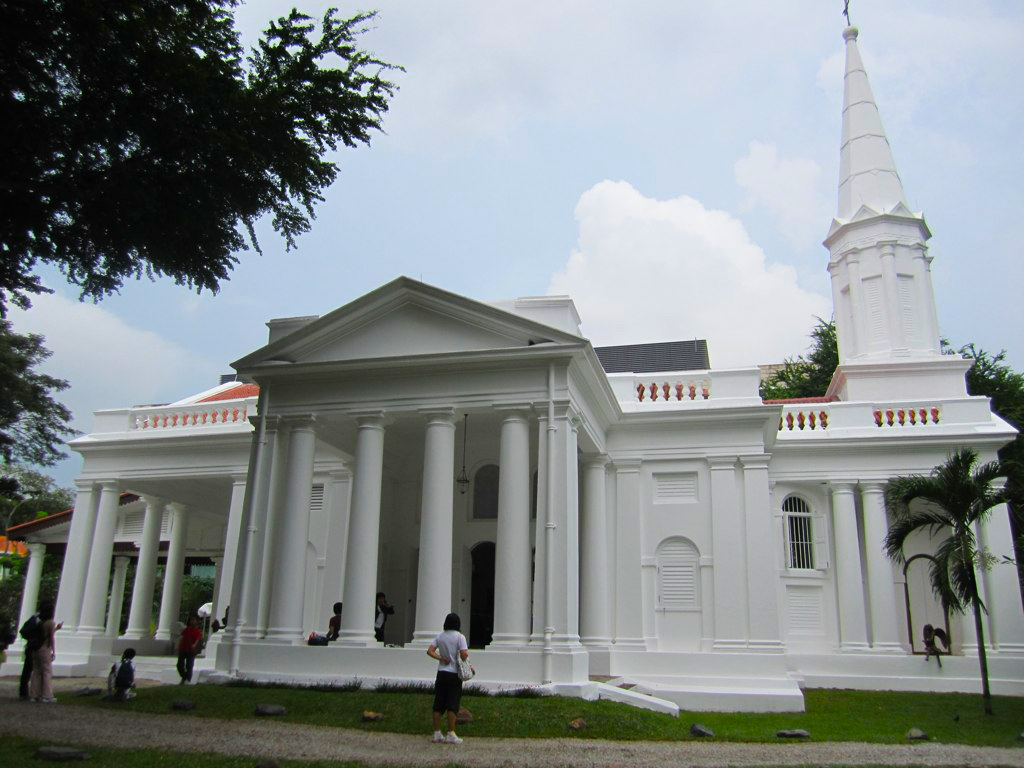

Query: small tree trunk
972,600,993,715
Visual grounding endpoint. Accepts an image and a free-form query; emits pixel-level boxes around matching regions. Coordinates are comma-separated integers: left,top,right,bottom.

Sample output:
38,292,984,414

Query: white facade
5,27,1022,712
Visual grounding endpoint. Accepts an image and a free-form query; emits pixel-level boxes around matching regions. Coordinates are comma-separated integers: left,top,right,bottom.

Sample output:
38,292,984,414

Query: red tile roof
199,383,260,403
0,536,27,557
762,396,838,405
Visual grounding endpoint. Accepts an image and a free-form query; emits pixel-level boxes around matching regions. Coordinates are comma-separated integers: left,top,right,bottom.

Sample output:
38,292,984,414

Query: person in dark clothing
177,615,203,684
326,602,343,641
374,592,394,642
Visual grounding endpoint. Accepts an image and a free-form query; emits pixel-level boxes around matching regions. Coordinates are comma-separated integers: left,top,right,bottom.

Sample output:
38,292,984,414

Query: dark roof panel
594,340,710,374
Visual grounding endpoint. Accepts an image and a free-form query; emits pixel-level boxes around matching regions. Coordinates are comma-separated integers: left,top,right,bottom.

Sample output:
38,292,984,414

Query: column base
869,641,905,654
839,641,872,653
712,639,750,651
261,629,304,645
119,630,151,641
409,630,441,648
611,638,647,650
490,632,531,647
581,636,612,648
153,630,172,642
336,629,378,647
76,625,108,637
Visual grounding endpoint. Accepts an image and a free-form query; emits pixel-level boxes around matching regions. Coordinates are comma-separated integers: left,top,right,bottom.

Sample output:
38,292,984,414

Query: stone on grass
776,729,810,739
906,727,929,741
73,687,103,697
34,746,89,762
170,700,196,711
568,718,586,731
361,710,384,722
456,708,473,725
690,723,715,738
255,704,288,717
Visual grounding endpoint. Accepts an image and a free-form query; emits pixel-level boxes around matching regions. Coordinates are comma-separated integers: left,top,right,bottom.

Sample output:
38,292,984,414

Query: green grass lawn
60,683,1024,746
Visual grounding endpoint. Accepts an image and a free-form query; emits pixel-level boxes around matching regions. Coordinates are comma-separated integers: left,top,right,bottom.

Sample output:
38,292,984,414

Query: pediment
233,277,583,370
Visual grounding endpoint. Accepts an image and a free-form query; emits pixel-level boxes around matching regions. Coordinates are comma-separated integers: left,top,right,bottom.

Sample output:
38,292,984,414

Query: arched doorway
469,542,495,648
903,554,950,653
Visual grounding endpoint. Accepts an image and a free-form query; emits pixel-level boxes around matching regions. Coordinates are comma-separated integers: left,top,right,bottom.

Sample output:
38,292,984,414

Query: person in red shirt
177,615,203,684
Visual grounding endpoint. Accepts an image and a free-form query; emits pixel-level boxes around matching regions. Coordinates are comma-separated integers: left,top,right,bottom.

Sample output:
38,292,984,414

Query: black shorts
432,670,462,714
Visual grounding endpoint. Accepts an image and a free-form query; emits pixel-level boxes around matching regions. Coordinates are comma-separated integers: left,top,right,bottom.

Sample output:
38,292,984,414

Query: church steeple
824,26,968,401
836,25,909,221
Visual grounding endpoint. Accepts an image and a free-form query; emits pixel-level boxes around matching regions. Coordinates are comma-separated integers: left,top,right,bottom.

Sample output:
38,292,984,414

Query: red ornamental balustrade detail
637,383,646,401
872,407,941,427
779,409,829,432
635,380,710,402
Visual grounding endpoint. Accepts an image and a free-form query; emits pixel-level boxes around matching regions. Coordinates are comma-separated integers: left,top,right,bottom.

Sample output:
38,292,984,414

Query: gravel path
1,680,1022,767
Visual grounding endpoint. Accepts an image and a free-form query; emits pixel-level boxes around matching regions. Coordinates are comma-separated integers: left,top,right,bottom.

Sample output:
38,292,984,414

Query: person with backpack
28,602,58,702
18,611,40,700
107,648,137,700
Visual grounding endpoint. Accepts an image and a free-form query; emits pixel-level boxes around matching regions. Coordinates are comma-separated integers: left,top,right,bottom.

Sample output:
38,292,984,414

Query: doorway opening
469,541,495,648
903,554,951,653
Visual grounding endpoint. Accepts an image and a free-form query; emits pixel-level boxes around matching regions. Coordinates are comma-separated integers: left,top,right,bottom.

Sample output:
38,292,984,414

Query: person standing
426,612,471,745
18,610,40,700
176,615,203,684
374,592,394,643
28,602,58,703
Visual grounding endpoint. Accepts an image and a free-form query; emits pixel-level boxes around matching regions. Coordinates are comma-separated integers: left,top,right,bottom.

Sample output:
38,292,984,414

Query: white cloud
549,180,831,368
734,141,832,249
9,292,218,430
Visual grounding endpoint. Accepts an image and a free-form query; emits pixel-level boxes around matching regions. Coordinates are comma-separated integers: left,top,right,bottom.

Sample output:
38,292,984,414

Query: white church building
6,26,1023,712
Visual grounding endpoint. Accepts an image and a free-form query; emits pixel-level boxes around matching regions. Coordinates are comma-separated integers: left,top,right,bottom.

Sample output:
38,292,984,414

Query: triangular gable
233,277,585,370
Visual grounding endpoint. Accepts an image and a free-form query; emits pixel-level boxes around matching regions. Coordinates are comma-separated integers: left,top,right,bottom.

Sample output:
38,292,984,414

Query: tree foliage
0,465,73,534
0,320,74,467
884,448,1009,715
1,0,400,314
760,318,838,400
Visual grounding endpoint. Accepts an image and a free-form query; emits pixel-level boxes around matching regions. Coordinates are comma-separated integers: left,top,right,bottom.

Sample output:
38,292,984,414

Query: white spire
836,26,909,220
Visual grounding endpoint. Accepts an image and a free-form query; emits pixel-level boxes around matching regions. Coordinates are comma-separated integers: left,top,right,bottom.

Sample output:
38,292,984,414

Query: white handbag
457,657,475,681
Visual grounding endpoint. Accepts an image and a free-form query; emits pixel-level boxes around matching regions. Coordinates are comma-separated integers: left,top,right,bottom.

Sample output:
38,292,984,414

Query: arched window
472,464,500,519
656,537,700,610
783,495,827,570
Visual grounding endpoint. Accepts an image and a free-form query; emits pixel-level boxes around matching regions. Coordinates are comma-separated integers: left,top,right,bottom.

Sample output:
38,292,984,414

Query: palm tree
884,447,1008,715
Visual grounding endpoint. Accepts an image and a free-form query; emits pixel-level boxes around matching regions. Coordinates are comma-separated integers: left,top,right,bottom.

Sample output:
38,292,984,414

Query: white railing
777,400,951,436
129,397,257,431
610,369,763,408
778,405,830,432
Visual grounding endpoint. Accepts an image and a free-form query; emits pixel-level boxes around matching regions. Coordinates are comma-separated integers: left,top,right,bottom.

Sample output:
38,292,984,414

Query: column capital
352,410,387,430
829,481,858,495
98,479,121,492
860,480,887,494
418,407,457,426
494,402,534,415
113,555,130,566
583,453,610,469
280,413,317,431
708,456,737,471
74,479,95,492
738,453,771,470
612,458,642,473
26,542,46,557
140,494,165,507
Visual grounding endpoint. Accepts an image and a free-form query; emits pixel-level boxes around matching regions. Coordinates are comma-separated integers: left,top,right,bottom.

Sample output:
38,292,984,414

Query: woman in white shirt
426,612,471,744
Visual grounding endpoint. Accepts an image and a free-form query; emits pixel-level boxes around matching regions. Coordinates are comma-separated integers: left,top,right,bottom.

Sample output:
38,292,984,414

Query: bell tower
825,26,969,401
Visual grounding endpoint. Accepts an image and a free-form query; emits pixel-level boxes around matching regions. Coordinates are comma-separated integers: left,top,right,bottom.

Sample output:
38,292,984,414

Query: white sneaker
445,732,463,745
431,731,444,744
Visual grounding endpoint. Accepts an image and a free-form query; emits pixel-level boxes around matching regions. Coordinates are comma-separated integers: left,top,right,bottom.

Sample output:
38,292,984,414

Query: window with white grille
656,538,700,610
783,495,818,570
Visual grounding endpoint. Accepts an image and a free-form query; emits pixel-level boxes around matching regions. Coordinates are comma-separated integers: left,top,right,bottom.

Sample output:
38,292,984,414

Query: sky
11,0,1024,488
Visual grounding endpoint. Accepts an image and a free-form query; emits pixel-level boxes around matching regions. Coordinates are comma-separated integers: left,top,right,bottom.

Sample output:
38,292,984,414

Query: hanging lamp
456,413,470,494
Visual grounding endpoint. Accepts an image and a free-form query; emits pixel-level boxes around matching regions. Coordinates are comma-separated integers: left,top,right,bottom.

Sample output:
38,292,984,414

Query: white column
530,414,549,644
860,483,901,652
209,557,224,625
831,483,869,651
123,496,165,639
412,410,457,645
154,504,189,642
266,415,318,642
78,481,122,634
320,469,352,623
214,477,247,623
580,455,611,646
16,543,46,632
55,482,98,631
977,504,1024,653
546,409,581,644
491,409,532,646
248,417,282,637
710,457,747,649
740,455,782,651
105,556,130,636
612,460,645,647
339,414,386,645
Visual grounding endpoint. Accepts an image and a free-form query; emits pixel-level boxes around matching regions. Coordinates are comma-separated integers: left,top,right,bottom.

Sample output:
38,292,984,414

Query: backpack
19,614,42,650
114,659,134,690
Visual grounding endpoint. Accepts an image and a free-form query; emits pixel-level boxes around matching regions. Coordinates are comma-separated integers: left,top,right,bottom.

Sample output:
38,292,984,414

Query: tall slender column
710,457,747,649
740,455,782,651
78,481,122,634
214,477,247,623
250,417,283,637
580,455,611,646
492,409,532,645
612,460,645,647
105,556,130,636
154,504,190,641
830,483,869,651
17,543,46,632
546,409,581,644
321,469,352,622
209,557,224,624
860,483,901,652
977,504,1024,653
267,415,318,642
530,414,549,644
879,242,904,349
339,414,386,645
412,409,457,645
55,482,98,631
123,496,165,639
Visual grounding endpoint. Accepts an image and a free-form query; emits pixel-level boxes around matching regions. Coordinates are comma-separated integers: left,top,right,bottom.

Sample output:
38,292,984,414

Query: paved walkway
2,678,1022,767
